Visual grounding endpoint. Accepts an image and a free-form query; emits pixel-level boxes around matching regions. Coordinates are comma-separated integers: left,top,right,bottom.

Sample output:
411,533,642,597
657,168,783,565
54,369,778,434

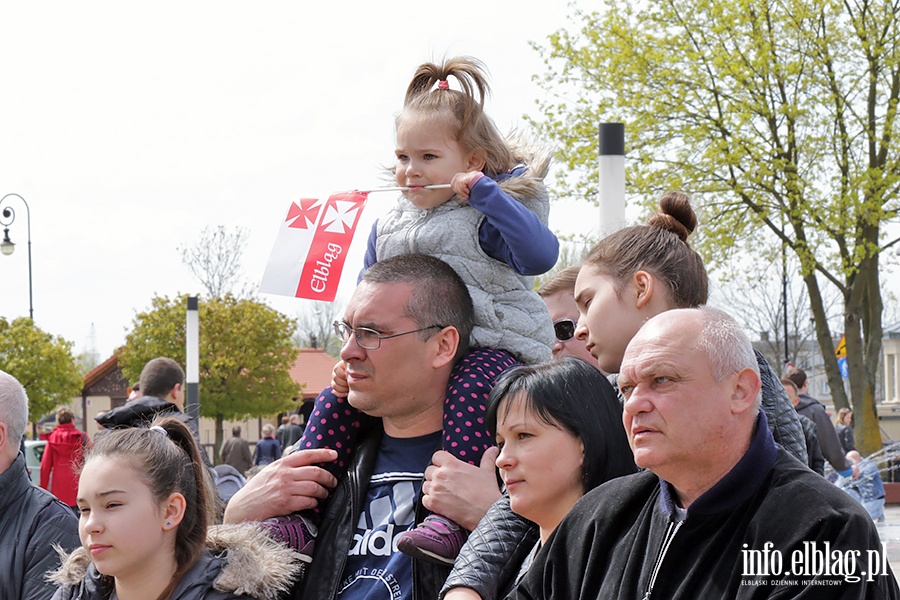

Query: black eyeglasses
553,318,577,342
333,321,444,350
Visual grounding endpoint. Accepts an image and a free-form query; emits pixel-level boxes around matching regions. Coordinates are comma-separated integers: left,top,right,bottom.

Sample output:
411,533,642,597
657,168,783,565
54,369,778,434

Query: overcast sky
0,1,617,361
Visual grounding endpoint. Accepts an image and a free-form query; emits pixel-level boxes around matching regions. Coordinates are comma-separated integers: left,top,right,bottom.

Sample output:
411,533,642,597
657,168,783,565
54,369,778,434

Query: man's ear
633,271,656,309
169,383,182,401
0,421,7,452
431,327,461,370
731,368,762,415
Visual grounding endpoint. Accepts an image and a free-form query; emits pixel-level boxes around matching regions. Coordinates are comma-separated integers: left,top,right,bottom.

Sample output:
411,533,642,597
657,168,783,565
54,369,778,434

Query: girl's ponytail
399,56,514,174
153,417,214,600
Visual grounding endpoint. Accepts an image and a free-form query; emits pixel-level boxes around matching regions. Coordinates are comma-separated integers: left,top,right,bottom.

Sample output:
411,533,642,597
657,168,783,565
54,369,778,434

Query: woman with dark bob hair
445,358,636,599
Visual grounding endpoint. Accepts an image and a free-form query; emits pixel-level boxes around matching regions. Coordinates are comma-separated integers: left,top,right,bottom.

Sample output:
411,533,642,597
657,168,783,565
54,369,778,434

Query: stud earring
166,521,172,527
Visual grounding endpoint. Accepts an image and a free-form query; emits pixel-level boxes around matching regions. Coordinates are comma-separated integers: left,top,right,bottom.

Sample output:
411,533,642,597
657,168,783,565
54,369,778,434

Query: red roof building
289,348,338,400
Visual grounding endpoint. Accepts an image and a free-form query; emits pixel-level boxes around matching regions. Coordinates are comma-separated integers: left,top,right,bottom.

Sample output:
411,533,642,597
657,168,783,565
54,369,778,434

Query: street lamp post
0,193,33,320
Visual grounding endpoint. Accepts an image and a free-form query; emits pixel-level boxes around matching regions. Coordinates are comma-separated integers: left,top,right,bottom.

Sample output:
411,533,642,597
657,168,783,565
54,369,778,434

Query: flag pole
354,184,452,193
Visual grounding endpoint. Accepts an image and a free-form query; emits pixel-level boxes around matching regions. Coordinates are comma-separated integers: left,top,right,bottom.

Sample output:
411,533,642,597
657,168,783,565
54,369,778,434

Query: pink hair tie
437,80,449,90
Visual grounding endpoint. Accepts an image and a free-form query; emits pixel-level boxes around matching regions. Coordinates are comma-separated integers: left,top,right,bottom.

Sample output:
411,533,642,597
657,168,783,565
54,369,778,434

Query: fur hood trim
491,133,553,204
48,524,304,600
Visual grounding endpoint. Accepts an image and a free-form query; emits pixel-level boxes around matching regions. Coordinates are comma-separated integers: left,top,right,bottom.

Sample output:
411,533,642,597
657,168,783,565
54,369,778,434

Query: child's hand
450,171,484,201
331,360,349,398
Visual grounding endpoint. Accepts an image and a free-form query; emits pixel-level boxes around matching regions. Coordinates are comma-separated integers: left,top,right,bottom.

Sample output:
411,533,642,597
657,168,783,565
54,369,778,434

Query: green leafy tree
120,294,300,462
531,0,900,454
0,317,82,431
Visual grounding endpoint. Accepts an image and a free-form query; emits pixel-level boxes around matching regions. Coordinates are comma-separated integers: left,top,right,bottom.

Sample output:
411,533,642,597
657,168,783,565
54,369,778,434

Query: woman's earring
166,521,172,527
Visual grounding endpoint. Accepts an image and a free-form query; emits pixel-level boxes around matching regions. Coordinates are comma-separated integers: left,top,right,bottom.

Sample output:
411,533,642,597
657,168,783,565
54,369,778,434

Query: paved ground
878,504,900,579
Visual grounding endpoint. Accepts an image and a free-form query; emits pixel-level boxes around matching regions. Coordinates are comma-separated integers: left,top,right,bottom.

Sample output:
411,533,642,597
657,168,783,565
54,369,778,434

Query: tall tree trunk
802,272,848,409
214,412,224,465
854,248,884,456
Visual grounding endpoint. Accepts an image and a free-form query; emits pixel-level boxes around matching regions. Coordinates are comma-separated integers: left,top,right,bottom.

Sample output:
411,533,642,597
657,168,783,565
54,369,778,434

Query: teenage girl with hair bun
50,417,305,600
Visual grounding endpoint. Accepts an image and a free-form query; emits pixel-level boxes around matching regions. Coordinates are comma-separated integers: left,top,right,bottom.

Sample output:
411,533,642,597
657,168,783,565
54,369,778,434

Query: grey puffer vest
375,179,554,364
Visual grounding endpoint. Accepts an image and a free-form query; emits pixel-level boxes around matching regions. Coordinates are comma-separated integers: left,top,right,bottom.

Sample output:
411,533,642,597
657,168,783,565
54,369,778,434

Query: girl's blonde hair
84,417,214,600
836,407,853,426
399,56,515,174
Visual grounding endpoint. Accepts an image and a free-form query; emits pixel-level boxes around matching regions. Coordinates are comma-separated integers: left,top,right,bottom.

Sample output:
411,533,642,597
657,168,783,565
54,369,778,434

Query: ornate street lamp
0,193,33,320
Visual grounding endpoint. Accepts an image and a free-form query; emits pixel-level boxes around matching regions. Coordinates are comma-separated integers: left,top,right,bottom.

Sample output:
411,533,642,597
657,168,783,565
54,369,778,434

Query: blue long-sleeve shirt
363,166,558,277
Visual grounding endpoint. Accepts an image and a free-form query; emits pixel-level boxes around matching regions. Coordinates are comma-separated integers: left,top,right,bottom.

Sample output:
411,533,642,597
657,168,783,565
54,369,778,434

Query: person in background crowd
0,370,79,600
786,366,855,477
280,414,304,453
97,358,187,429
220,425,253,475
837,450,886,523
275,416,290,450
536,266,603,369
781,378,826,475
835,407,857,453
40,406,90,511
253,424,280,466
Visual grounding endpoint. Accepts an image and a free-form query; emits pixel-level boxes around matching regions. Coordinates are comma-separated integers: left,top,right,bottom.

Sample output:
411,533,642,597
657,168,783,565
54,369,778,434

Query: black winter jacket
95,395,186,429
292,422,450,600
796,392,852,472
0,453,80,600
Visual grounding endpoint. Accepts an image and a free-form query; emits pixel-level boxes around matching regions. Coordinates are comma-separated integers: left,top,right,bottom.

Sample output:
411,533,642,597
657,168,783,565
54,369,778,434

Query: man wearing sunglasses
226,253,479,600
538,266,602,370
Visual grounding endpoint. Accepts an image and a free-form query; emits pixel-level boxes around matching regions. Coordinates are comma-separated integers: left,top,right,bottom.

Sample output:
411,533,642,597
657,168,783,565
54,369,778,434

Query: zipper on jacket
403,208,430,254
643,519,684,599
330,467,357,598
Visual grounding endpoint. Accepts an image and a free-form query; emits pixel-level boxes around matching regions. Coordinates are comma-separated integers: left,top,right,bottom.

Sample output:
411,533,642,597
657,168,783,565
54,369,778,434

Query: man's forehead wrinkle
622,341,686,379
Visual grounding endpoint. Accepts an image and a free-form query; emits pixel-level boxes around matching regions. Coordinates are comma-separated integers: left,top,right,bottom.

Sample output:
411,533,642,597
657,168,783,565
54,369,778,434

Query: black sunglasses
553,318,577,342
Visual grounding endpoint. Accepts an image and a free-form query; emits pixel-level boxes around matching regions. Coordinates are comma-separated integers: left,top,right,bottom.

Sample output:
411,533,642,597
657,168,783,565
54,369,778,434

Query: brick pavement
878,504,900,580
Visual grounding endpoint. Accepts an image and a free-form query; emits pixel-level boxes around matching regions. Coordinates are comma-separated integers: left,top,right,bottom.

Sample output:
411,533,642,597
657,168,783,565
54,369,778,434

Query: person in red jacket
40,406,89,510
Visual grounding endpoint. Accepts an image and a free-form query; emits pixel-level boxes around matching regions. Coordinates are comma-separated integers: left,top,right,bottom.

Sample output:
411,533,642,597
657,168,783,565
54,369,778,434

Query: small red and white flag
259,191,369,302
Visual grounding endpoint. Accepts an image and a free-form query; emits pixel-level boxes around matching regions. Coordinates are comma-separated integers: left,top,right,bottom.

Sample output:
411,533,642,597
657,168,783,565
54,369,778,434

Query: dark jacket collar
0,454,30,511
659,410,778,518
95,395,186,429
794,393,821,412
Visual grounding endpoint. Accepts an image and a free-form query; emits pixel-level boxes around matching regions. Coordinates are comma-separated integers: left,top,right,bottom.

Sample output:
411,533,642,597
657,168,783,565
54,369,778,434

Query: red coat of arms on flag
260,191,368,302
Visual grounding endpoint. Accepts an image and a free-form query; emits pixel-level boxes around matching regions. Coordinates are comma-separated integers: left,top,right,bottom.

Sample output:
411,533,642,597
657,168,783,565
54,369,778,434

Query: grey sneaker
396,514,466,565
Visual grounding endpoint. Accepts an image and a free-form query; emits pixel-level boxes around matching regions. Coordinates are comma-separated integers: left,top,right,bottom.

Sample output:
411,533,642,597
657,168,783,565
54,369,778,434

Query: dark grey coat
0,453,79,600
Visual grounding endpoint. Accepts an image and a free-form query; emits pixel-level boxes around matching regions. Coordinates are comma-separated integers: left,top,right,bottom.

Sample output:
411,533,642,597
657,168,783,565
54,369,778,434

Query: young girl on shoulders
265,56,558,566
50,417,304,600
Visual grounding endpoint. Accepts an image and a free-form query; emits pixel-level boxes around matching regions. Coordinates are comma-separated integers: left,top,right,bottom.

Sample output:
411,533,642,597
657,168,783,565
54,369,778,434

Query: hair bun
645,191,696,242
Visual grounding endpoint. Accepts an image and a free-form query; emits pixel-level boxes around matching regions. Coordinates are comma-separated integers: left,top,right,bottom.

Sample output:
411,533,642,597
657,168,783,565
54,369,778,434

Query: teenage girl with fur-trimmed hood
49,418,305,600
